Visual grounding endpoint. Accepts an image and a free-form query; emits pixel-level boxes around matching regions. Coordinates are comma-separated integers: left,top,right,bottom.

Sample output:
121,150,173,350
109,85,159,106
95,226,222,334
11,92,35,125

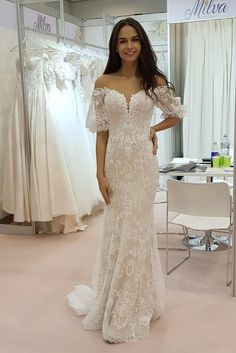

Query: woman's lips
124,51,136,55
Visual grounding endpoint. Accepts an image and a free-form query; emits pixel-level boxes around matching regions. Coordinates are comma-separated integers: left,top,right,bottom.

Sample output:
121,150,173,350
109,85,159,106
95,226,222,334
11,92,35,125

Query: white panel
71,0,167,19
23,6,57,34
57,18,83,42
85,25,103,46
167,0,236,23
0,0,17,29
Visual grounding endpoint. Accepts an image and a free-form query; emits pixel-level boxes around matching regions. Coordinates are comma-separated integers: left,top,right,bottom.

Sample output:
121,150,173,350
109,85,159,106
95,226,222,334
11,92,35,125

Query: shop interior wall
70,0,167,19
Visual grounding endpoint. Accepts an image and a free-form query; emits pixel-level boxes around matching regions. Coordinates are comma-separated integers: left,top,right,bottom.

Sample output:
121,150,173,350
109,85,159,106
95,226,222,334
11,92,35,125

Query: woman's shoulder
94,74,115,89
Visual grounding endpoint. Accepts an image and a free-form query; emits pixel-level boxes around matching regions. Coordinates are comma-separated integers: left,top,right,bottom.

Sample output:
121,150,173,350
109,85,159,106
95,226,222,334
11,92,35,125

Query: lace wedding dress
67,86,185,343
23,52,102,231
2,59,30,221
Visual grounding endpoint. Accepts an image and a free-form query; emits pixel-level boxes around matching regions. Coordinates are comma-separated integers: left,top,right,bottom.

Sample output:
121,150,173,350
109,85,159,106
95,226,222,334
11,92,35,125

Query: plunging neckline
102,87,144,107
102,87,146,114
93,86,167,115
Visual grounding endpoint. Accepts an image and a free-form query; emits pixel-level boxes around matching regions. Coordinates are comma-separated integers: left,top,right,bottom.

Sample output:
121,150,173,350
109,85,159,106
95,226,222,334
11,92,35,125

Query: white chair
196,178,233,189
166,179,232,286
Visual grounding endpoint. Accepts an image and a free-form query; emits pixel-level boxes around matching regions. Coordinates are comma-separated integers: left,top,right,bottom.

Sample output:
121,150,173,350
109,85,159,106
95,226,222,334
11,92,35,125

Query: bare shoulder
95,74,114,89
155,75,167,87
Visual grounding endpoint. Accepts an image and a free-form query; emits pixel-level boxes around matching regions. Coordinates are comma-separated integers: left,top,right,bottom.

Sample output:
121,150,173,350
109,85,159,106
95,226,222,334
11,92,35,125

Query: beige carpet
0,202,236,353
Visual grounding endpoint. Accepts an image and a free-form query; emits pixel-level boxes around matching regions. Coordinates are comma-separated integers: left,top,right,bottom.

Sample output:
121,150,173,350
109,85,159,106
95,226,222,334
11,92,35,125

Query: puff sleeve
86,88,109,133
154,86,186,119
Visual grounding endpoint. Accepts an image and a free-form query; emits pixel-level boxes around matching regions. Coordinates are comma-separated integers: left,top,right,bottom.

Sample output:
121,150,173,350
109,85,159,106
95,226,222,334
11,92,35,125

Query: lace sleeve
154,86,186,119
86,88,109,133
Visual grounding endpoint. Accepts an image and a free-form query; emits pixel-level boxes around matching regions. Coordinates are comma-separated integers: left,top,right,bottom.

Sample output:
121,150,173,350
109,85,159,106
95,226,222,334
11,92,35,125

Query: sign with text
23,7,57,34
167,0,236,23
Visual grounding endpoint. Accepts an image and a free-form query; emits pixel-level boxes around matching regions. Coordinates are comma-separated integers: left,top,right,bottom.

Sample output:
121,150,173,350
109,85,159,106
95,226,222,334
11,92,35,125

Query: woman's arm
96,131,108,178
151,116,180,133
96,131,111,205
152,75,183,132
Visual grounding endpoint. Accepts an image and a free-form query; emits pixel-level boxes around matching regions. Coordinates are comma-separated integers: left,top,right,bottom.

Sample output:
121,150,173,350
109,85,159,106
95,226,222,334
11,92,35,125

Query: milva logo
34,14,52,33
185,0,228,20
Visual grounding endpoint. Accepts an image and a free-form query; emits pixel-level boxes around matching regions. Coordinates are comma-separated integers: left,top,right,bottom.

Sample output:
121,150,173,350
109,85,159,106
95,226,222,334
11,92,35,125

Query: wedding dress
2,59,30,221
2,35,107,231
26,51,102,231
67,86,185,343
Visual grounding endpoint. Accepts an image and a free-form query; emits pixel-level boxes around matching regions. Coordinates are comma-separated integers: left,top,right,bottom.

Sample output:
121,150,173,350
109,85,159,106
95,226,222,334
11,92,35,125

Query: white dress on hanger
27,51,101,231
2,36,105,232
67,86,185,342
26,53,54,222
2,59,30,222
76,54,107,158
46,58,102,217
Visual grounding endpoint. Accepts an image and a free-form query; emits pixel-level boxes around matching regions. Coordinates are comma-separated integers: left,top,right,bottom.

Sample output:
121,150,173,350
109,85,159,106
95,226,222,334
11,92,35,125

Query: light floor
0,201,236,353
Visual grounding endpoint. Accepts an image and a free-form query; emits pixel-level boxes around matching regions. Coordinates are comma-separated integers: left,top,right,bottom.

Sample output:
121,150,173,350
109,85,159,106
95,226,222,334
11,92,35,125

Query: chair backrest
167,179,231,217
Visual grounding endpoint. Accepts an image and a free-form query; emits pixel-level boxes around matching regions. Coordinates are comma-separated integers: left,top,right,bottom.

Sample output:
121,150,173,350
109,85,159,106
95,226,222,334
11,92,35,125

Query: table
159,165,233,179
159,162,233,251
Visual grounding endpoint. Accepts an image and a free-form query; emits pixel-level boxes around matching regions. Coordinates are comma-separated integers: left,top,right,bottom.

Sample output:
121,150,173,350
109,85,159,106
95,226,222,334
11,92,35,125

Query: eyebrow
118,35,140,40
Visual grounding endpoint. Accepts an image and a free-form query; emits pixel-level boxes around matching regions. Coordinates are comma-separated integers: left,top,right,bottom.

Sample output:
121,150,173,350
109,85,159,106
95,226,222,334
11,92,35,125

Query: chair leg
185,228,192,256
226,227,232,287
166,225,191,275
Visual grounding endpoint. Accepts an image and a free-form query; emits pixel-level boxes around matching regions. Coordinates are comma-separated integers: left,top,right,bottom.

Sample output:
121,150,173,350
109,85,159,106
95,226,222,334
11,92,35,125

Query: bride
67,17,184,343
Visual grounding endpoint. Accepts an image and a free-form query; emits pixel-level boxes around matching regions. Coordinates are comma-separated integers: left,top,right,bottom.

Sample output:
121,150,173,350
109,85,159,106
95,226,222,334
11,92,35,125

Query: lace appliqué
86,89,109,132
154,85,186,119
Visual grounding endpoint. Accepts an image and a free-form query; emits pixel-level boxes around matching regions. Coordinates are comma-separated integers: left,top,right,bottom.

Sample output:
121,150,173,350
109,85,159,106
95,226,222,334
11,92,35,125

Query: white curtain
183,19,236,159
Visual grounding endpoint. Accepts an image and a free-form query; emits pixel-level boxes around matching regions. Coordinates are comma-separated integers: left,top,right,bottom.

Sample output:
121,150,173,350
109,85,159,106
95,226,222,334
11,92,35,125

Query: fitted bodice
24,55,44,88
86,86,185,144
103,88,155,144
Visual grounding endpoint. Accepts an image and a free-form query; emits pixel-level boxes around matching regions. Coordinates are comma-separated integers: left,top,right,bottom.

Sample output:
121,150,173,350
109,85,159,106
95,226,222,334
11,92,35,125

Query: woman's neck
117,62,139,78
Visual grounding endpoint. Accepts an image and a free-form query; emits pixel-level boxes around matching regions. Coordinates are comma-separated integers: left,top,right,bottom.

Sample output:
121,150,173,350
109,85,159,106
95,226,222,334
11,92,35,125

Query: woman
67,18,185,343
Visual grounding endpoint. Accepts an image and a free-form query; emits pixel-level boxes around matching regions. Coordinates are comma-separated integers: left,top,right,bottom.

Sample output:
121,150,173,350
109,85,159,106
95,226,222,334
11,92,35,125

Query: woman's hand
97,175,112,205
149,127,158,155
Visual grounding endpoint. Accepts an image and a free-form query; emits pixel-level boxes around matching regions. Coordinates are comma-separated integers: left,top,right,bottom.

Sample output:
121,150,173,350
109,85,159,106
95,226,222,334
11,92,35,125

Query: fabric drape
183,19,236,159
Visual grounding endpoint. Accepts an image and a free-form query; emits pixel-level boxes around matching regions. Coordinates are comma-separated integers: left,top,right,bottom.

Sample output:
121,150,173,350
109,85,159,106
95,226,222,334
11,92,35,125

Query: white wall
71,0,167,19
44,1,72,15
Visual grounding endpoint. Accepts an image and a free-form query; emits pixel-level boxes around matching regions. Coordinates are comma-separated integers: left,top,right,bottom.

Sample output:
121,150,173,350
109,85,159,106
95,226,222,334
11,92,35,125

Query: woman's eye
119,40,126,44
133,38,140,42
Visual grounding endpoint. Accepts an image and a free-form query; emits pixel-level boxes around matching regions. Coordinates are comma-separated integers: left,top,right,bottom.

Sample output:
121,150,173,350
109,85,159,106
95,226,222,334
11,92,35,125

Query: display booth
167,0,236,296
0,0,172,235
1,0,235,294
0,0,112,235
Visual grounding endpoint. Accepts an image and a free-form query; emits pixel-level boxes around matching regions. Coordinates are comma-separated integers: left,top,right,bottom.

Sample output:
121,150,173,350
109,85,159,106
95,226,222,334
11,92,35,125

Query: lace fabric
154,86,186,119
86,86,185,134
86,88,109,133
67,87,185,343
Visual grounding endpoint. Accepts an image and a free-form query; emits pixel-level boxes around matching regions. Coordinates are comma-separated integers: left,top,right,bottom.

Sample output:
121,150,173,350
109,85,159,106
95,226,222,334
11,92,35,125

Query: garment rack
0,0,109,235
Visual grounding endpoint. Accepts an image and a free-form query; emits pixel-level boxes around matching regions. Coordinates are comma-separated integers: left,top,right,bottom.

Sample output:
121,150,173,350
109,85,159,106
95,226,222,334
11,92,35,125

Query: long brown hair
104,17,174,97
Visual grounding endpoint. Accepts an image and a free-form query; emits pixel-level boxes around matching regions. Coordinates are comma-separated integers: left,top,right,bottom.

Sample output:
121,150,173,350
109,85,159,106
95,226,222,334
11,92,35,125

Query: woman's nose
127,40,133,48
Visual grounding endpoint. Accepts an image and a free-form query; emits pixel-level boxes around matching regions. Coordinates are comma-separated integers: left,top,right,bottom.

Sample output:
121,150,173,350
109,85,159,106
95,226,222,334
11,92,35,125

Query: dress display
2,59,30,222
67,86,185,342
2,37,107,233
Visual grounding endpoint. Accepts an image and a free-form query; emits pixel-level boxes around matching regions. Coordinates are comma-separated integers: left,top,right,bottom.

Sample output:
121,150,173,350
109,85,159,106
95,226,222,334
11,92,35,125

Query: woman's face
116,25,141,63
